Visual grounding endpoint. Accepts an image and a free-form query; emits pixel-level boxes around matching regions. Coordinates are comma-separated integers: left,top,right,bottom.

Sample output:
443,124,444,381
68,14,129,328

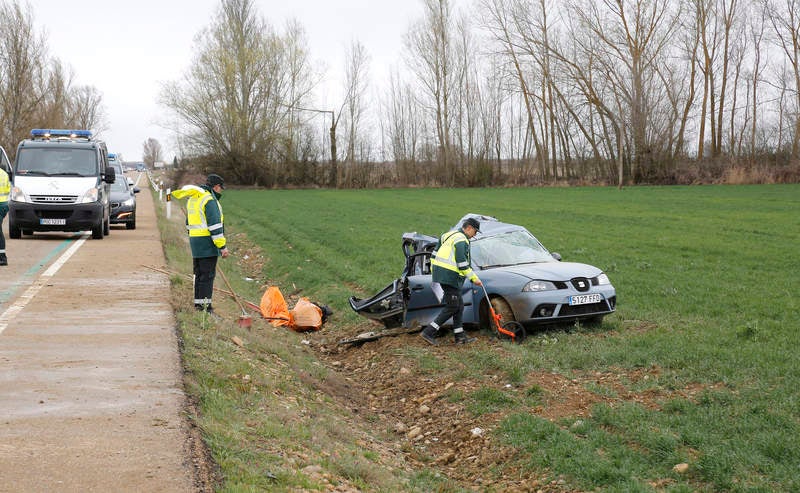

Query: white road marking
0,235,87,335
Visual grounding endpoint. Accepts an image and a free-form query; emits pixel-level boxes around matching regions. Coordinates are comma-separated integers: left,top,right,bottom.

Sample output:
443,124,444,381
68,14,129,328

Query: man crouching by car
420,217,483,345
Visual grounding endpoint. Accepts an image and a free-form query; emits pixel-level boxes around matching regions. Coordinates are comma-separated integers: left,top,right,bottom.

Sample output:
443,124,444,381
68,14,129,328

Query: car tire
9,220,21,239
491,297,516,323
91,223,103,239
126,216,136,230
22,229,33,236
103,217,110,236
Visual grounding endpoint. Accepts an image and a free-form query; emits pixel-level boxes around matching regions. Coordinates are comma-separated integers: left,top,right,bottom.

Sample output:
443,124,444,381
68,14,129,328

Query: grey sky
33,0,425,161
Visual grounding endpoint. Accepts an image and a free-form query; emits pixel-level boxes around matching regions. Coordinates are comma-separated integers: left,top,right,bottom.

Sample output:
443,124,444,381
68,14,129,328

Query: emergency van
8,129,116,239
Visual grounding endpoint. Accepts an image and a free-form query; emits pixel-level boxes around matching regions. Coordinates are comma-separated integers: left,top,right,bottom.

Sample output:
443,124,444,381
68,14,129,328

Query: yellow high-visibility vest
171,185,225,247
430,230,478,282
0,169,9,202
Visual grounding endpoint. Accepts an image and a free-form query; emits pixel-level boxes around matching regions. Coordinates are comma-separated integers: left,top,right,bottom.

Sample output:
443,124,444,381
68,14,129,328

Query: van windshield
16,148,97,176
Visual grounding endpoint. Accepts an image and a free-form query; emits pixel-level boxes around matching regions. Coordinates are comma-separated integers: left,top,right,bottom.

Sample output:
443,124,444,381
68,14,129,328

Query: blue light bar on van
30,129,92,139
108,153,117,159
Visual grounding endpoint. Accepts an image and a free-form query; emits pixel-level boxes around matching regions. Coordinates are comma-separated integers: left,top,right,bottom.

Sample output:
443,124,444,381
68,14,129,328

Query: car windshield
16,148,97,176
471,230,553,268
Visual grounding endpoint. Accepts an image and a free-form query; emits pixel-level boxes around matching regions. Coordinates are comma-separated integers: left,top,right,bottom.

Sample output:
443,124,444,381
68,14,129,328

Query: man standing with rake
171,174,229,316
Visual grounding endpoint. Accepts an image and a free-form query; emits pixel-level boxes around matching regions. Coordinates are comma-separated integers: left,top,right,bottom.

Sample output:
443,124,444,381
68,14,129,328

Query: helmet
463,217,480,231
206,174,225,189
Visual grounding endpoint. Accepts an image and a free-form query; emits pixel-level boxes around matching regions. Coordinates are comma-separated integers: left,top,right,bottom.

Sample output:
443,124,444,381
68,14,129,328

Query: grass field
163,183,800,491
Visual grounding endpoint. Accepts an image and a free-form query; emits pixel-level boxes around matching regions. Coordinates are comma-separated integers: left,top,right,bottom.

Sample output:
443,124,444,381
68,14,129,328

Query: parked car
109,173,139,229
349,214,616,331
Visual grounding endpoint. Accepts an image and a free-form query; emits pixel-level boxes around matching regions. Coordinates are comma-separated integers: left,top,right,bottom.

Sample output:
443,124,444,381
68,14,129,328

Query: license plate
40,218,66,225
569,293,601,306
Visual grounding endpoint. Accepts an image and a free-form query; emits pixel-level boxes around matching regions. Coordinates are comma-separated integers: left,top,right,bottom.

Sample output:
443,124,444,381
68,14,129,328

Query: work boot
420,325,439,346
454,330,476,345
0,253,6,266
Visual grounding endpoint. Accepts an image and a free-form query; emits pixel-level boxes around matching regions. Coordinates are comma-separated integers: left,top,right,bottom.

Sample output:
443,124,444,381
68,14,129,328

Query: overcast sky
33,0,429,161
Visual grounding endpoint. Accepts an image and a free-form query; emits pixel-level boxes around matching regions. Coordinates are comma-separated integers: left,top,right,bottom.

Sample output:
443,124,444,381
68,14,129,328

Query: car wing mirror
551,252,562,261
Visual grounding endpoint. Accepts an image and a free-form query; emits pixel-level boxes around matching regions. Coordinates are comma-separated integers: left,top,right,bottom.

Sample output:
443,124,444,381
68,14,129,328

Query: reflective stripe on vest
430,231,468,273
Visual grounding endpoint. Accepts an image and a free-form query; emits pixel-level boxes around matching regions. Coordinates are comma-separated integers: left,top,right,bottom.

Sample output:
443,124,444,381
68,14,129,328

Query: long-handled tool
481,286,526,344
216,264,253,329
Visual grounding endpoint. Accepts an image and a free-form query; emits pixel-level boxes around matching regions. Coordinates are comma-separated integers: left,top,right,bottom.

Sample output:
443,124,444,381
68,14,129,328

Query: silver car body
350,213,616,329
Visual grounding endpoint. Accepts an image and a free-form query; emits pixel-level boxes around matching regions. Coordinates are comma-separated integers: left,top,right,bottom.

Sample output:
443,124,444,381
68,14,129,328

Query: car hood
14,175,97,195
110,191,131,201
478,261,602,281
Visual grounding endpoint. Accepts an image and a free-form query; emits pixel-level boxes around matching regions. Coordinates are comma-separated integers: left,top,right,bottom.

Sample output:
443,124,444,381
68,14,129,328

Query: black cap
463,217,480,231
206,174,225,189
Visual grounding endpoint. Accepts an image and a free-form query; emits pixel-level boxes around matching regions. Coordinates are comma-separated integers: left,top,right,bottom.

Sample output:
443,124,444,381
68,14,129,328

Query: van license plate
569,294,601,306
40,218,66,225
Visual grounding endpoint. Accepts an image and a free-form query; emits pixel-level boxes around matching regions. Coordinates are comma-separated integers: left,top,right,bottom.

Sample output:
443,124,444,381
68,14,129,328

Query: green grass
218,184,800,491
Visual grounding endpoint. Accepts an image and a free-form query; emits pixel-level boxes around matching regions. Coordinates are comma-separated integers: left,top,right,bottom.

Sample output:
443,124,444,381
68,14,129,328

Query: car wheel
103,217,110,235
126,216,136,230
491,297,516,323
91,223,103,239
22,229,33,236
9,221,21,239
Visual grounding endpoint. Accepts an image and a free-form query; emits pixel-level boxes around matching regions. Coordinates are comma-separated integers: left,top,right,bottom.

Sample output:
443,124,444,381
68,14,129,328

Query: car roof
455,213,528,237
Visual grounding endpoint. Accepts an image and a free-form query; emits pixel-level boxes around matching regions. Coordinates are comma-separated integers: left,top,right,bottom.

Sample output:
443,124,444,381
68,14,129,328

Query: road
0,174,198,492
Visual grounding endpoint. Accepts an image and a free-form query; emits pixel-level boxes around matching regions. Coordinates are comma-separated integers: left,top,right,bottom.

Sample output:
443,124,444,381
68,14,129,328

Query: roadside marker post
166,188,171,219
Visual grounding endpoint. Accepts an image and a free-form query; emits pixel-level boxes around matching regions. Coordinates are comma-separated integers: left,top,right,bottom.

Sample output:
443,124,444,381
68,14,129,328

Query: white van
8,129,116,239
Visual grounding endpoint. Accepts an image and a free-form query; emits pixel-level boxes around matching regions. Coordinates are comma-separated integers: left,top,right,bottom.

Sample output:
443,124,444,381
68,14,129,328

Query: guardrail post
166,187,171,219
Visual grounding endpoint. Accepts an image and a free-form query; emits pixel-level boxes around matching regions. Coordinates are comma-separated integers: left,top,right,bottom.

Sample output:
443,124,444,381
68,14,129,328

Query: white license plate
569,293,602,306
40,218,66,225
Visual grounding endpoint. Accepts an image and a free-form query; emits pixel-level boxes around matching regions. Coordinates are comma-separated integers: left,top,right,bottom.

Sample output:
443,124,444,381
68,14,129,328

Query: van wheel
91,223,104,239
103,217,110,235
9,221,21,239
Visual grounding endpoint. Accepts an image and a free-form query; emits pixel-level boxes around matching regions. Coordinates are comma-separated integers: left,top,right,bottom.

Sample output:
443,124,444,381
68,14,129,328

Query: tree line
4,0,799,187
0,1,106,159
163,0,800,188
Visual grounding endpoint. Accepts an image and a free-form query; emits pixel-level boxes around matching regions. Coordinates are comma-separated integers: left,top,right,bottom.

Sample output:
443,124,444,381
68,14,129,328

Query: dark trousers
0,203,7,258
432,284,464,329
193,256,218,309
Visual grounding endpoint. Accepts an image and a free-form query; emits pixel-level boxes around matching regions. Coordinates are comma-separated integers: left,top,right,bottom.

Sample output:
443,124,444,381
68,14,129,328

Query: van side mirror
551,252,562,261
104,166,116,184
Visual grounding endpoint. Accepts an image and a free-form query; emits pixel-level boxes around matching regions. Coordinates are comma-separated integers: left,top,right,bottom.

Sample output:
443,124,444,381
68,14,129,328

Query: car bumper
503,285,617,324
10,201,105,232
110,205,135,223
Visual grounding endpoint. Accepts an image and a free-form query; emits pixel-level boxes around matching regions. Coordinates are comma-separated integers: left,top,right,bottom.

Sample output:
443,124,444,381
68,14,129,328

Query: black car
109,175,139,229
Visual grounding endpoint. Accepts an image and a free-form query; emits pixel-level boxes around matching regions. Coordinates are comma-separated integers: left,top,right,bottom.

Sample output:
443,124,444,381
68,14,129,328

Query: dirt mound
309,331,598,492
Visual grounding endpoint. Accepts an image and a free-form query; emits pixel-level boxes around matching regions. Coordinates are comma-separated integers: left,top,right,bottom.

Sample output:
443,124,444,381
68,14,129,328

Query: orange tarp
259,286,323,332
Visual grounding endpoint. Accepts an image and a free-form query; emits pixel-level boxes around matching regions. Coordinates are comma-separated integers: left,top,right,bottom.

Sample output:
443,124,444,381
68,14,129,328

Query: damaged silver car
349,214,616,332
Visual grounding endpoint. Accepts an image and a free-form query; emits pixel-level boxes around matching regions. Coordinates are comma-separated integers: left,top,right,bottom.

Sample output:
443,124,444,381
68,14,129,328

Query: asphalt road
0,174,197,492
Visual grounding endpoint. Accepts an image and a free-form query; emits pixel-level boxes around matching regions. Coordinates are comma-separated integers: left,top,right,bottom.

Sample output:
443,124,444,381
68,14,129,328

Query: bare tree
67,85,108,134
405,0,457,184
160,0,320,185
765,0,800,160
338,39,371,186
142,137,163,168
0,1,46,151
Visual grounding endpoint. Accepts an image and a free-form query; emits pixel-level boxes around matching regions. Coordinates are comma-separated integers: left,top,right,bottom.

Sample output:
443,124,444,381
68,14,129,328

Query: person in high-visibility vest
421,217,483,345
0,166,9,266
171,174,229,315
